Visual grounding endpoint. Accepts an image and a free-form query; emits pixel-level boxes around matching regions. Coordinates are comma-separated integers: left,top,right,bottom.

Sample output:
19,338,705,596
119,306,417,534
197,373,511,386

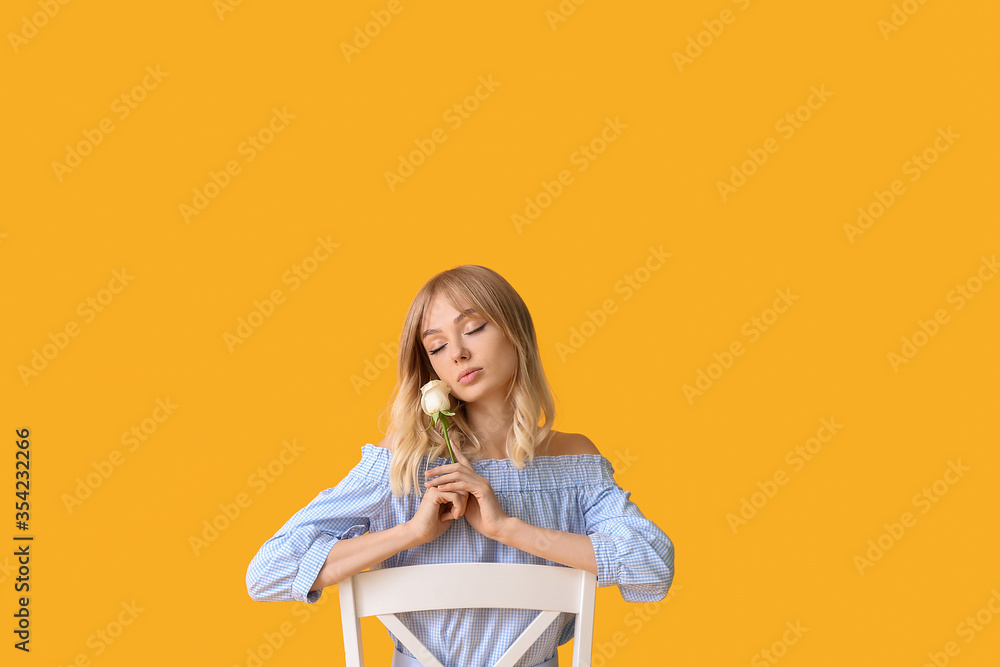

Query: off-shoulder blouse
246,444,674,667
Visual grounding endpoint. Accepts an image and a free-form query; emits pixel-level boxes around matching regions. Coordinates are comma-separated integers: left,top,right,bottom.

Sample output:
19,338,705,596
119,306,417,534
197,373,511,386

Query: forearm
497,518,598,575
310,523,417,591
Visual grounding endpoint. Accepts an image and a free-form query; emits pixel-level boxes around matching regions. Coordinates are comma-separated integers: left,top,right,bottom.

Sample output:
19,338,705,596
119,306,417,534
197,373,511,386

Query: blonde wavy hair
376,265,556,496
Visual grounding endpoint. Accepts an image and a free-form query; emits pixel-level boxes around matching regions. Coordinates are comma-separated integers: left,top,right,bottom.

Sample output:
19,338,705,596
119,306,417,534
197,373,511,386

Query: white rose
420,380,452,416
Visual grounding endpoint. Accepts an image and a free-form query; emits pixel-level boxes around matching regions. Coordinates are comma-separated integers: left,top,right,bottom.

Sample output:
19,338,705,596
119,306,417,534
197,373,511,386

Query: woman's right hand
405,486,467,545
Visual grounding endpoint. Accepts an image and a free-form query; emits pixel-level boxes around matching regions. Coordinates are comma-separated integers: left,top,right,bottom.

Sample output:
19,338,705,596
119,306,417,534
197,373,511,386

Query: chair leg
572,572,596,666
339,577,365,667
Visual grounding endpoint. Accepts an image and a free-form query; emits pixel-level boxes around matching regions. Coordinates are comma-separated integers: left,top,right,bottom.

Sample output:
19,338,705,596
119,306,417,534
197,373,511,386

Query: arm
423,445,598,573
246,456,393,604
310,523,418,592
495,517,598,575
248,470,468,603
583,482,675,602
309,484,467,591
424,442,674,601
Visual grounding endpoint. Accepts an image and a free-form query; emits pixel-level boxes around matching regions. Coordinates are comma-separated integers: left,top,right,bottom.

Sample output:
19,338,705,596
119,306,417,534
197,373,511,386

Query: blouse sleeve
583,480,675,603
245,457,392,604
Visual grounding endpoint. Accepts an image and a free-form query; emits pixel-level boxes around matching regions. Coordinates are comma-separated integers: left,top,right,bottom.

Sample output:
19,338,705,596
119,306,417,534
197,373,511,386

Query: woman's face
420,293,517,405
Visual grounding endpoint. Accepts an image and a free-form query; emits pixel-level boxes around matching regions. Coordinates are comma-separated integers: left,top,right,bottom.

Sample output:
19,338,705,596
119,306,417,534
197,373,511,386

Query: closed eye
429,323,487,355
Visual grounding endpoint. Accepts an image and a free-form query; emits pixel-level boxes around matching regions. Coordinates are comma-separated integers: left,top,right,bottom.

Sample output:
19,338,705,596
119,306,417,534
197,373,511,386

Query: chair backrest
338,563,597,667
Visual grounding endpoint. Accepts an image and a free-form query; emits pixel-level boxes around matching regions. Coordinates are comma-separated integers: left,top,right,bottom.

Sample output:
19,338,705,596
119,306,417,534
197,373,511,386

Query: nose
450,340,469,362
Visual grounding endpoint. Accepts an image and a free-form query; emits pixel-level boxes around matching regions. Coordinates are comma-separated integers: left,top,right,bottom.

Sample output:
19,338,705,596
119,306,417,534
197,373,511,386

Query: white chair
338,562,597,667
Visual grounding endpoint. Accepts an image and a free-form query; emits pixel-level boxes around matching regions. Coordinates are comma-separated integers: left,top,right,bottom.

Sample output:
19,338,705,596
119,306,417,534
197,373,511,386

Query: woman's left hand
424,445,510,541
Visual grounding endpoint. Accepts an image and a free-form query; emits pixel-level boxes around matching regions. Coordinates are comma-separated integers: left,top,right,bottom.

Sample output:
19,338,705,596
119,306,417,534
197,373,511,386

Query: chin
454,383,485,402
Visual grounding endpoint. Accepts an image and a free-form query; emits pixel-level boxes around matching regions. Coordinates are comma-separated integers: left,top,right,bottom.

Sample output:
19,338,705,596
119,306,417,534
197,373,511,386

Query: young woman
246,265,675,666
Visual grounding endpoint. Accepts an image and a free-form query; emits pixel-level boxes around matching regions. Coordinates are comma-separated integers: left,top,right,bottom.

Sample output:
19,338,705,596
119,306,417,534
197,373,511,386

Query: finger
432,470,483,489
424,471,464,487
430,478,476,494
425,487,451,505
425,462,460,477
451,494,467,519
436,490,462,514
435,493,456,519
452,445,470,465
434,488,460,503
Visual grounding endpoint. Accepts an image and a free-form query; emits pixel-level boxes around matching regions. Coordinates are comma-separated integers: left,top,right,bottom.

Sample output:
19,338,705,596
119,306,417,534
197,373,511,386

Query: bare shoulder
543,431,602,457
372,433,396,451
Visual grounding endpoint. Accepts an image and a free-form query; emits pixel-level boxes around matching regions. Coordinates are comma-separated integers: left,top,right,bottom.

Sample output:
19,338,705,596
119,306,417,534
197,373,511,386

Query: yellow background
3,0,999,665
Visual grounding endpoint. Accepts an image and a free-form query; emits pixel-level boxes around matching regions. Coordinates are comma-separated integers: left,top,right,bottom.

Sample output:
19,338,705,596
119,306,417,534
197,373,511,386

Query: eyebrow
422,308,478,339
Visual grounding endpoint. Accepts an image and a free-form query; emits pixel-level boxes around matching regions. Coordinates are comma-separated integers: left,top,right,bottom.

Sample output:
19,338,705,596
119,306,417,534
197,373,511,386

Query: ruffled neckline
354,443,618,491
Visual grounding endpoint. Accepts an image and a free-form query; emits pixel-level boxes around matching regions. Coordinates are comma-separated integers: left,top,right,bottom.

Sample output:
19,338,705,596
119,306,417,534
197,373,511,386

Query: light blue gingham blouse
246,444,675,667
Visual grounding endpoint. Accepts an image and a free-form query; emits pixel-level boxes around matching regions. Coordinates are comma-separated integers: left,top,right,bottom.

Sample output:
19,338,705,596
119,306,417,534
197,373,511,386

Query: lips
458,368,482,383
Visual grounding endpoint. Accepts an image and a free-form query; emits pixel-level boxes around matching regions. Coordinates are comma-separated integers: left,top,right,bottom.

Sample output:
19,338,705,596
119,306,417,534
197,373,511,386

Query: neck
464,397,514,459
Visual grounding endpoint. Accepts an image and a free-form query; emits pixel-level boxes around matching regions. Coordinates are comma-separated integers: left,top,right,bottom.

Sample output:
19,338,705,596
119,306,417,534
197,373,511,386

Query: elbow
621,569,674,604
246,554,278,602
655,533,675,594
620,532,675,603
653,534,676,599
246,570,288,603
246,564,265,602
